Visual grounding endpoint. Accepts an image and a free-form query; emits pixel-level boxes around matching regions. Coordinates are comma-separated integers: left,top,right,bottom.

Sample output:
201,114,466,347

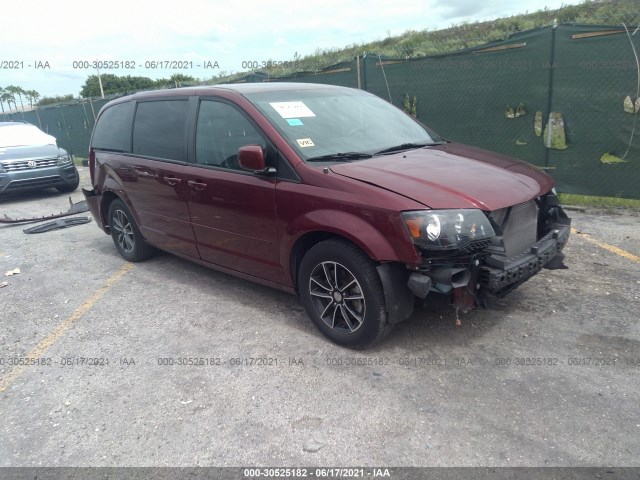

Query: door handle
163,176,182,186
187,180,207,191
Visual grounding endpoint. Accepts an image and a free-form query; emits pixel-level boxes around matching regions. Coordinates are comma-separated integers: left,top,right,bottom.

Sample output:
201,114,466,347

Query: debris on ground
1,197,88,224
23,217,91,234
4,268,20,276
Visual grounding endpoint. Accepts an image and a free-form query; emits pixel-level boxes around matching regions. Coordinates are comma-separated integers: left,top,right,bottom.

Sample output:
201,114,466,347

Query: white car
0,122,79,194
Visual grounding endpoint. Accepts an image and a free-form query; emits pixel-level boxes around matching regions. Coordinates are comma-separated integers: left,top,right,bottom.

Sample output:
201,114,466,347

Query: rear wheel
298,239,392,348
107,199,154,262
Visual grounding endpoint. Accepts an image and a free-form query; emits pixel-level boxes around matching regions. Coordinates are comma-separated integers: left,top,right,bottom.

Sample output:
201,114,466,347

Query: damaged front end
402,192,571,320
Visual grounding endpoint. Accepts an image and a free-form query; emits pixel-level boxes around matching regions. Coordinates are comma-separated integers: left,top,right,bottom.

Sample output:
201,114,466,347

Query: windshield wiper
306,152,373,162
374,142,442,155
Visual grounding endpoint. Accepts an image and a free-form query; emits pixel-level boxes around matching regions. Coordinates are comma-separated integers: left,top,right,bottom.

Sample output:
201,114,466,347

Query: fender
281,208,420,286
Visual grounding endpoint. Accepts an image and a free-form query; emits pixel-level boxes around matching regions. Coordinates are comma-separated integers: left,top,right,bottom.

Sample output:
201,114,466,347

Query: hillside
208,0,640,81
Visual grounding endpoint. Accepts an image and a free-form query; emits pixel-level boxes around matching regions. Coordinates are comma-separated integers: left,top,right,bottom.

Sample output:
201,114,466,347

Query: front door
185,99,281,281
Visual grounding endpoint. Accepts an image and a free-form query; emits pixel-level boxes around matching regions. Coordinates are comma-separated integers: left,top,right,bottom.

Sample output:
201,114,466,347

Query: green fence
4,97,112,157
264,25,640,199
4,23,639,199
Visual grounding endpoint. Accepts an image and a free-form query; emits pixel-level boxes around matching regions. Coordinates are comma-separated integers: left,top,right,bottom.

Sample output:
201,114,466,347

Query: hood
330,143,554,211
0,144,67,162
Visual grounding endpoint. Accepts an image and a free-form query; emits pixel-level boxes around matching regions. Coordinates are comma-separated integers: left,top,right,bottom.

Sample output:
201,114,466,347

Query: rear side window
92,101,134,152
132,100,189,161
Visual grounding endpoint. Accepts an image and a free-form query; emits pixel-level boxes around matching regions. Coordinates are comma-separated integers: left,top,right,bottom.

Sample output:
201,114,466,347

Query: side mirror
238,145,276,176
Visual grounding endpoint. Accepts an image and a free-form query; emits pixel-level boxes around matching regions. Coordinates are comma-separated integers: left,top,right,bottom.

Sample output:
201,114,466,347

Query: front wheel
107,199,154,262
298,239,392,348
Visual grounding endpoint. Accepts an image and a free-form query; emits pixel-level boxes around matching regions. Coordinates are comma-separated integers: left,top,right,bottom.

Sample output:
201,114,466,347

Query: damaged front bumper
480,224,570,296
403,196,571,316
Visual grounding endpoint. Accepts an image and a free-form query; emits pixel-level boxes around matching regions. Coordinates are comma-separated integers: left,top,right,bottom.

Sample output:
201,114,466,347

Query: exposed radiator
489,200,539,259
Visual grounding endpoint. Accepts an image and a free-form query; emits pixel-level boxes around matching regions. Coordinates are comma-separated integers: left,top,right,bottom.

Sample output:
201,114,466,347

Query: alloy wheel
112,209,135,253
308,261,366,333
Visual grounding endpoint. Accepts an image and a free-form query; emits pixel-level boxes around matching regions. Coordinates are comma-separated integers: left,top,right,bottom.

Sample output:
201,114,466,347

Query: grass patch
73,157,86,166
559,193,640,209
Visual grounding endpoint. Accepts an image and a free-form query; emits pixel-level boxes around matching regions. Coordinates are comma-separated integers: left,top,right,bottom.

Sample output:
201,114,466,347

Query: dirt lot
1,169,639,467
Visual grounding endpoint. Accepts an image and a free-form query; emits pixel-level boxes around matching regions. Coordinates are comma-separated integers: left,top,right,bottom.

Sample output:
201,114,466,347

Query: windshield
0,124,57,148
243,87,442,162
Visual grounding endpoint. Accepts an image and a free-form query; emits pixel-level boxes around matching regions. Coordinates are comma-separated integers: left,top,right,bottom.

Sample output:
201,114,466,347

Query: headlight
57,154,72,165
401,209,495,250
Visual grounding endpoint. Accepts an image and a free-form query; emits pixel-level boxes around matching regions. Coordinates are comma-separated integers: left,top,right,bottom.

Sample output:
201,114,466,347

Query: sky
1,0,585,99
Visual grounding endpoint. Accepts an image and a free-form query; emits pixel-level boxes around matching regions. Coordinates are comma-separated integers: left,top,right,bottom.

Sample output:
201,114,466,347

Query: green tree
155,74,197,88
37,94,74,106
80,74,156,98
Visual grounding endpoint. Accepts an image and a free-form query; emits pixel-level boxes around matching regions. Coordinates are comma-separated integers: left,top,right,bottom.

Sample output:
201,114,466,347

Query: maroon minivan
83,83,570,348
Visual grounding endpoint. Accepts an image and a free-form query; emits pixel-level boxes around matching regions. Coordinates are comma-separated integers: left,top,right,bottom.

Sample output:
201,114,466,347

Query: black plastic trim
481,224,570,295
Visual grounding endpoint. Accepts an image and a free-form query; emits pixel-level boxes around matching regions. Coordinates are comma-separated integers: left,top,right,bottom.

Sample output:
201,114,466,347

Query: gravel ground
0,172,638,467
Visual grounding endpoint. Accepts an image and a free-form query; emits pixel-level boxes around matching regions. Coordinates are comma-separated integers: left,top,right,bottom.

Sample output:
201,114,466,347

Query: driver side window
195,100,266,170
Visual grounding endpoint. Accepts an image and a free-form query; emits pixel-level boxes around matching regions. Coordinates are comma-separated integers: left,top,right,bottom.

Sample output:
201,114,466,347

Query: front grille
489,200,538,258
1,157,58,171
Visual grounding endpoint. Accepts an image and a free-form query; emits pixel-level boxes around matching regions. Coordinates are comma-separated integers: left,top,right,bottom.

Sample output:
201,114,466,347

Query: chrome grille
489,200,538,258
1,157,58,171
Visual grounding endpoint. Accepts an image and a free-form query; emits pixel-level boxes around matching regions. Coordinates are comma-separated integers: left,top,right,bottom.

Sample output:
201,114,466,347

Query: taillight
89,147,95,183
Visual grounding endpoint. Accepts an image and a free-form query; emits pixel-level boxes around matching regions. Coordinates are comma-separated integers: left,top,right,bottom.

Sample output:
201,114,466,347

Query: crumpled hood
330,143,554,211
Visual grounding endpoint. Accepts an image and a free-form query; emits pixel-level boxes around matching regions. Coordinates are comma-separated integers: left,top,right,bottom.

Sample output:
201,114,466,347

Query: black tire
107,199,154,262
298,238,393,349
56,175,80,193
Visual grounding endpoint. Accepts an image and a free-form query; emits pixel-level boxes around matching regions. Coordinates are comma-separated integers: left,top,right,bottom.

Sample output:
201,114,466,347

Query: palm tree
1,92,14,115
0,87,8,118
5,86,20,112
15,87,27,112
6,86,26,119
5,95,16,113
26,90,41,108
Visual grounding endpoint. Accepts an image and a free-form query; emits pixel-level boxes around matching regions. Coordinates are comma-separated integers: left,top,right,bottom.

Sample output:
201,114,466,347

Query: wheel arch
98,175,137,235
284,209,419,290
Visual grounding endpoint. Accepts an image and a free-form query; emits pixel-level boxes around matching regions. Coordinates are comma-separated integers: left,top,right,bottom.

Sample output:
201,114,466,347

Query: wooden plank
473,42,527,53
572,30,625,39
375,60,406,67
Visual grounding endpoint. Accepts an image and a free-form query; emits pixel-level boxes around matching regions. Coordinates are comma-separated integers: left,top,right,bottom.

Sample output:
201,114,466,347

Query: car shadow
106,247,517,352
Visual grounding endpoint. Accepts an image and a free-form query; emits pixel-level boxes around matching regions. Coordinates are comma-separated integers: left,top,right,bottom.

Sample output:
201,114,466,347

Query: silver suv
0,122,79,194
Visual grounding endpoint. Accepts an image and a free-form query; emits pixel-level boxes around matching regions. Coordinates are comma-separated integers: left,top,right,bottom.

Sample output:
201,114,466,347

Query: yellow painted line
571,227,640,263
0,263,133,393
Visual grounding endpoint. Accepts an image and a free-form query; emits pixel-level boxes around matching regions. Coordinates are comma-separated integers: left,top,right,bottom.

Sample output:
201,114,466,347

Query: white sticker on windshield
270,101,316,119
296,138,315,147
